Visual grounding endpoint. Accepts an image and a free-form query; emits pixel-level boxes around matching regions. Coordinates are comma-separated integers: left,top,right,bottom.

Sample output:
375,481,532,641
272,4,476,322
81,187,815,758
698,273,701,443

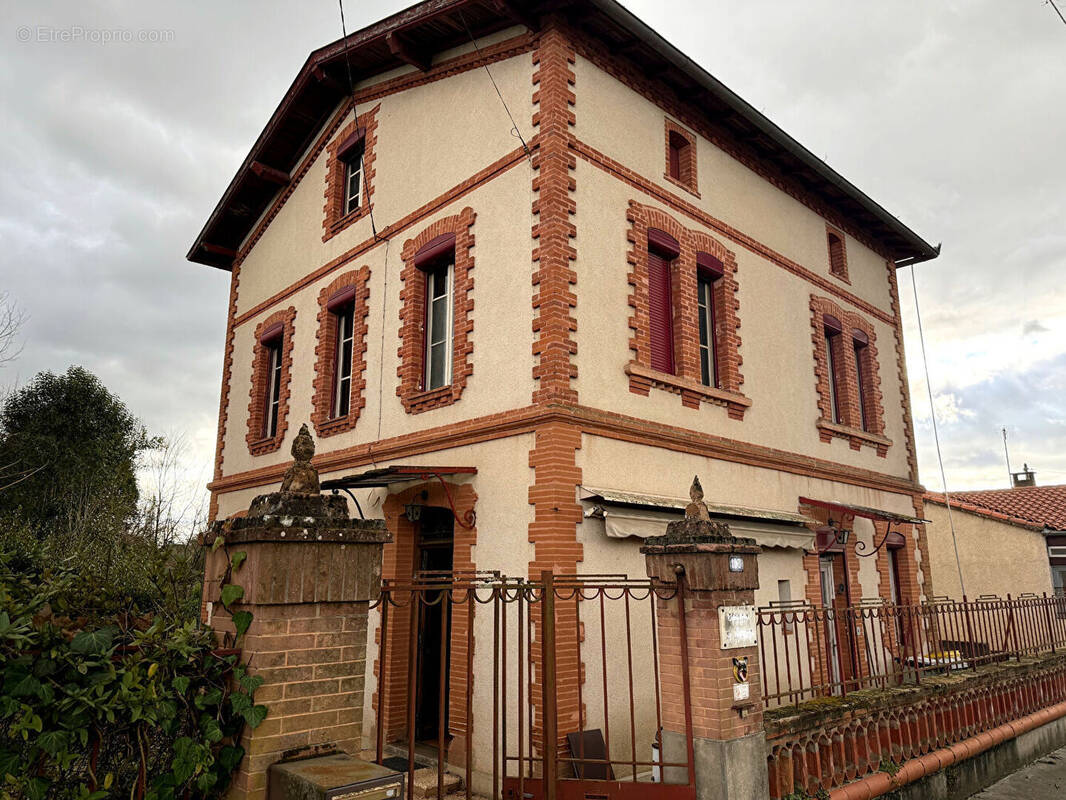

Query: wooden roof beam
312,65,345,93
202,243,237,259
386,31,431,71
249,161,291,186
491,0,541,32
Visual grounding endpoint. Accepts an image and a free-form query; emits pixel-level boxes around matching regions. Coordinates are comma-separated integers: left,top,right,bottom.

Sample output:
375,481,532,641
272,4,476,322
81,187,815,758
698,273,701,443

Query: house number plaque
718,605,757,649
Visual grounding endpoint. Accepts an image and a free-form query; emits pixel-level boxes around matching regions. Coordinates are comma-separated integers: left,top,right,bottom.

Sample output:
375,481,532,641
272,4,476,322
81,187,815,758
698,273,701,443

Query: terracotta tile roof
924,484,1066,532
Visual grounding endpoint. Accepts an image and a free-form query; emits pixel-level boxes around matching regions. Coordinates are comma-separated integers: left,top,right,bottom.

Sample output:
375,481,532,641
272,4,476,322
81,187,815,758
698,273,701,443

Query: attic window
664,120,698,195
323,107,379,242
342,142,364,216
826,227,849,280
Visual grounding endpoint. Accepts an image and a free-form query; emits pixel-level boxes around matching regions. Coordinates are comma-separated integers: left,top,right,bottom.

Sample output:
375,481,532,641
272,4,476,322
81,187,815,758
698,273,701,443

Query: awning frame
321,465,476,528
799,497,926,558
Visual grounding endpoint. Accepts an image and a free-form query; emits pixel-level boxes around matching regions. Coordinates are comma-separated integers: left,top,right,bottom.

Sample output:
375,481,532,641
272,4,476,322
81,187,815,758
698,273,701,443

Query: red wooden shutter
648,249,675,374
668,141,681,179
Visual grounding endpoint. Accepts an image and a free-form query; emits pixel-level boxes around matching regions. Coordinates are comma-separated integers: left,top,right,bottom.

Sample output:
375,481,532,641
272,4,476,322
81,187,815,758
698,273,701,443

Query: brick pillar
642,478,769,800
203,425,390,800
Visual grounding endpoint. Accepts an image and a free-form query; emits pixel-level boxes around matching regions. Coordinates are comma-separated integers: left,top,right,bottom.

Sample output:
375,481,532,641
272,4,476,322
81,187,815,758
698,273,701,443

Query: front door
414,507,454,742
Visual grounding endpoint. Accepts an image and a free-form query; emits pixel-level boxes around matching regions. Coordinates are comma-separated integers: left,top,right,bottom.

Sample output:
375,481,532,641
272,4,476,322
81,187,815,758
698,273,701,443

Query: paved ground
970,745,1066,799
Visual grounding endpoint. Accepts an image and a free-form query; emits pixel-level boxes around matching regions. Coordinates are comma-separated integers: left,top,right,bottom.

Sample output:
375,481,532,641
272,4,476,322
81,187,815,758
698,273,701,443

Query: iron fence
369,571,696,800
757,593,1066,708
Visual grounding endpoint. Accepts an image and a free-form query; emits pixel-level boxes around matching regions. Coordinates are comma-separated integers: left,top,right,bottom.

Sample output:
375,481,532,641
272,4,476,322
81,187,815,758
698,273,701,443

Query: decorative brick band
311,268,371,437
663,118,699,197
530,24,578,406
322,105,379,242
246,307,296,456
809,295,889,454
626,200,747,417
396,208,476,414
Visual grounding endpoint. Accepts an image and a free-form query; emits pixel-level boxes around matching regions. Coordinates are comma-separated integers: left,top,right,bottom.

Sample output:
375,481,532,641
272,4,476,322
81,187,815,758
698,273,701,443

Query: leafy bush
0,550,263,800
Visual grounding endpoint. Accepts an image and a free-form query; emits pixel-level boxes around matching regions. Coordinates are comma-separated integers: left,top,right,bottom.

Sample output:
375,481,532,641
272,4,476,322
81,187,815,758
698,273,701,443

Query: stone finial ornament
279,423,320,495
685,475,711,521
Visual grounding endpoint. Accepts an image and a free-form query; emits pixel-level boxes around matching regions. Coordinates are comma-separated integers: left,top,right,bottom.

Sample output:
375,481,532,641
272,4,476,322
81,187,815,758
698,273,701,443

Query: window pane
825,332,840,423
337,377,350,417
430,295,449,343
429,342,446,389
345,155,362,214
854,342,868,430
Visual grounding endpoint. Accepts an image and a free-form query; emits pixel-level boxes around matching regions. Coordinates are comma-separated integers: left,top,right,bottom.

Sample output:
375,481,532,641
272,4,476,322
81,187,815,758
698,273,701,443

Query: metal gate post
541,570,558,800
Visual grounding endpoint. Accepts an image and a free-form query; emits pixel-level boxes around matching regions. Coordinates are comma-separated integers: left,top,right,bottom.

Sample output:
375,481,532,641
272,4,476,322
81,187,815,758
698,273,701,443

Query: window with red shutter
648,246,675,375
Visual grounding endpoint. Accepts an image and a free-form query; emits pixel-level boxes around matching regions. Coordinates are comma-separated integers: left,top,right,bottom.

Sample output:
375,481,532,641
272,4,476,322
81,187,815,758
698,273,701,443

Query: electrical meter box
268,754,404,800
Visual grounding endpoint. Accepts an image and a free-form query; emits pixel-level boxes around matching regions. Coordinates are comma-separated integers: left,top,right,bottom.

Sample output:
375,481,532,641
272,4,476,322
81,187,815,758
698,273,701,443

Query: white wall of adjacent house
924,502,1053,600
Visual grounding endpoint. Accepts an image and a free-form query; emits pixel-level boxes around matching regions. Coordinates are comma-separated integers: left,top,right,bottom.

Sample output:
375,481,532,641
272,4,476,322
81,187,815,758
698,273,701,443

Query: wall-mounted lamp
837,528,851,546
404,503,423,522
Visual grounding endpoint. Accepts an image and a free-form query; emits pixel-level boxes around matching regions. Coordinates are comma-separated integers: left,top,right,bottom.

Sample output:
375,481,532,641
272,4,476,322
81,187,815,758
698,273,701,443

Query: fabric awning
580,487,816,550
321,465,476,490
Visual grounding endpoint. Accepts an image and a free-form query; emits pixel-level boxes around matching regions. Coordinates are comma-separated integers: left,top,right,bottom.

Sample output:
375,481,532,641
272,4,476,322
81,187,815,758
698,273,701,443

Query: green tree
0,366,159,542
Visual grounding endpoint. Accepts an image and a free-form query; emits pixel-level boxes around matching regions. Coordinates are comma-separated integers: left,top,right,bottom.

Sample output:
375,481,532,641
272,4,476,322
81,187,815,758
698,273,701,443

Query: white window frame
423,259,454,391
332,303,355,418
264,339,283,438
825,330,841,424
697,274,718,388
344,150,363,216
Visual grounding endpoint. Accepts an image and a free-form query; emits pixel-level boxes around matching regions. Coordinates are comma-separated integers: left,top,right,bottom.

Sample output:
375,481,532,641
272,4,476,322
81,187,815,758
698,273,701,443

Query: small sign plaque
728,555,744,573
733,682,750,702
719,605,757,649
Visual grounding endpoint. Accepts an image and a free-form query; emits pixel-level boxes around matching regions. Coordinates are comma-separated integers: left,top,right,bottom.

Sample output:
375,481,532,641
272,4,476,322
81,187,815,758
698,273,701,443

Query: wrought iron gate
371,571,696,800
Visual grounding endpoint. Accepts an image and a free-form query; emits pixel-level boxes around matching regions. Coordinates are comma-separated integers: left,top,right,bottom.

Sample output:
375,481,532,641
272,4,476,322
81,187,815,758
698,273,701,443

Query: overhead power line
1048,0,1066,28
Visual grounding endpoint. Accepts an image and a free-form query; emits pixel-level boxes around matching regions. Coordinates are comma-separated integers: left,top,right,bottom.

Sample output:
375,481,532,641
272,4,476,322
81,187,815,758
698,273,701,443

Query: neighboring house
925,477,1066,599
188,0,937,767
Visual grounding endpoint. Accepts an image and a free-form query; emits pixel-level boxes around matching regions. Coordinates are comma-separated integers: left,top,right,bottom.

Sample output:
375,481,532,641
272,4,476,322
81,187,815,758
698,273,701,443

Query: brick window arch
311,268,371,437
809,296,890,454
397,208,476,414
626,201,748,418
246,307,296,456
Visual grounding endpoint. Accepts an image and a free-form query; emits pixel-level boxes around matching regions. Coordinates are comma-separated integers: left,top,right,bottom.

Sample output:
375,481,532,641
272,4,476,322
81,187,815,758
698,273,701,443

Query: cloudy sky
2,0,1064,509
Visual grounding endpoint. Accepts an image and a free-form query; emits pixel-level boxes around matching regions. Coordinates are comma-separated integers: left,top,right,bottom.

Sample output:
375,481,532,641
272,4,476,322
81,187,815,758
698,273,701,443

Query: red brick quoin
322,105,379,242
311,268,371,438
625,200,747,417
246,307,296,456
396,208,476,414
809,295,889,454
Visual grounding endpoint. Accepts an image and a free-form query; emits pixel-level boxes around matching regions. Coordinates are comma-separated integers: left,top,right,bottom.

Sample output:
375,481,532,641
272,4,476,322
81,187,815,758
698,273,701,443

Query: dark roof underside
188,0,939,270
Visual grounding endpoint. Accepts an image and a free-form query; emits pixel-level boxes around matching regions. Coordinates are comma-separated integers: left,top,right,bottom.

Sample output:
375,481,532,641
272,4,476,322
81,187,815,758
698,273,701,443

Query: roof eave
584,0,940,266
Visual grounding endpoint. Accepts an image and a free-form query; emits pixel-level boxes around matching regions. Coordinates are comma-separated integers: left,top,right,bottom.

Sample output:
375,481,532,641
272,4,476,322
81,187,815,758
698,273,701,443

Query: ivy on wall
0,542,264,800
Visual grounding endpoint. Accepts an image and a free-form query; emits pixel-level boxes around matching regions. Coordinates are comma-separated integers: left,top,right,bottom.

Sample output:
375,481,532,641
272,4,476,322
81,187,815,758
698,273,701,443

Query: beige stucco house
926,481,1066,599
188,0,939,778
